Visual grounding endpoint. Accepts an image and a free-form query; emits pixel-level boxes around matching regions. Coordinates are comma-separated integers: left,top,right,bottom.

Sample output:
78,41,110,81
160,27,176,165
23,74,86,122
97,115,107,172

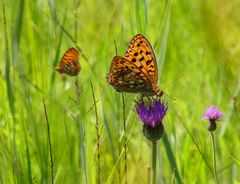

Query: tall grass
0,0,240,183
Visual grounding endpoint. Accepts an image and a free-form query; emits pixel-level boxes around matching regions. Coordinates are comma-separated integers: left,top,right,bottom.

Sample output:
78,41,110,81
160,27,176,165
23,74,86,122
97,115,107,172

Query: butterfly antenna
114,40,118,56
163,92,176,101
159,74,185,101
165,74,185,89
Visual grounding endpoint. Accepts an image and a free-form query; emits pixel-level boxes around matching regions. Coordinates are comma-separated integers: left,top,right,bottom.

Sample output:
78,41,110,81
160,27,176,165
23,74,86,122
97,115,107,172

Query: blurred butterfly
55,47,80,76
106,34,163,96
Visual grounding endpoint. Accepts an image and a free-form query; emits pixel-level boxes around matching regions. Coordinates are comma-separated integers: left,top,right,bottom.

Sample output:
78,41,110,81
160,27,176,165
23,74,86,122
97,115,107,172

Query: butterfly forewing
107,56,154,94
55,47,80,76
124,34,158,85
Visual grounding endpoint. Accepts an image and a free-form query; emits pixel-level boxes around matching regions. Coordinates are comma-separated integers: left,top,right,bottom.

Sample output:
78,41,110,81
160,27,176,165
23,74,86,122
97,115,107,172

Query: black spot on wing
146,60,152,65
139,57,144,61
134,52,138,56
148,70,155,75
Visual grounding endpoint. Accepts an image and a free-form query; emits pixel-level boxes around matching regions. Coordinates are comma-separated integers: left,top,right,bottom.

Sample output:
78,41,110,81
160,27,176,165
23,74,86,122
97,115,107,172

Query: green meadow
1,0,240,183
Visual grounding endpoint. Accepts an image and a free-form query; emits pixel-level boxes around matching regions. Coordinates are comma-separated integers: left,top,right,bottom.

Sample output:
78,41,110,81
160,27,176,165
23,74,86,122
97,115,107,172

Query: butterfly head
55,66,63,73
153,85,164,97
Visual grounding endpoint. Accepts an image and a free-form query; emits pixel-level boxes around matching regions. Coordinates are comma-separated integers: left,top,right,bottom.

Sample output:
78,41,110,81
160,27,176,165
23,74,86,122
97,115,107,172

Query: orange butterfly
55,47,80,76
106,34,163,96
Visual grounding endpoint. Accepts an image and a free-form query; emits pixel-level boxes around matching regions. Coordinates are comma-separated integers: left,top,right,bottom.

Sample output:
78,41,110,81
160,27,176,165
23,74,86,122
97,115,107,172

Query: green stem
152,141,157,184
210,132,218,184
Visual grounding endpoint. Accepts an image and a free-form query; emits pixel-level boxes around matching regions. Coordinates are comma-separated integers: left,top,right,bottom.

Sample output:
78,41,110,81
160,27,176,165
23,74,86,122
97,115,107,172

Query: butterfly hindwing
124,34,158,85
107,56,153,94
55,47,80,76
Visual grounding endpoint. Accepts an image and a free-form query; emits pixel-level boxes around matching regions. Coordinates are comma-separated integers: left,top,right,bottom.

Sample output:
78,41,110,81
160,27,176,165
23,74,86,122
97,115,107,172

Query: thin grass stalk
115,94,121,183
151,142,157,184
43,99,54,184
100,101,117,163
73,0,78,41
143,0,148,33
24,132,33,184
210,132,218,184
135,0,143,33
20,75,43,182
2,0,18,181
2,0,15,121
48,0,57,22
11,0,24,66
121,93,127,184
50,15,66,90
75,79,88,184
73,3,88,183
118,129,121,183
105,149,125,184
22,112,33,184
156,0,171,79
90,82,101,184
154,0,168,48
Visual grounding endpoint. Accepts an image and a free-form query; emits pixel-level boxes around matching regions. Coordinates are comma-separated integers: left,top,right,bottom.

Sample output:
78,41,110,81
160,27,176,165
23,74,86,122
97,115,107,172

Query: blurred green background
0,0,240,183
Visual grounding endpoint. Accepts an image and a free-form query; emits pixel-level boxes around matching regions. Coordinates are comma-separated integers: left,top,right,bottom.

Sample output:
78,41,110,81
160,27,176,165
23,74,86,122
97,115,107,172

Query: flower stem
152,141,157,184
210,132,218,184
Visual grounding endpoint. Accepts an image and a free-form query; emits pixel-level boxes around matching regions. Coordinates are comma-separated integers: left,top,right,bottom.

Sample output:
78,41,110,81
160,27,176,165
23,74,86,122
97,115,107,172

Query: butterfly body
106,34,163,97
55,47,80,76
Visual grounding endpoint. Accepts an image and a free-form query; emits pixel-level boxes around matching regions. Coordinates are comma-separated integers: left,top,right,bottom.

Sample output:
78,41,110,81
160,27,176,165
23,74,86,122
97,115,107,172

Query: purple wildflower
203,105,223,131
135,99,168,142
203,105,223,121
136,99,168,128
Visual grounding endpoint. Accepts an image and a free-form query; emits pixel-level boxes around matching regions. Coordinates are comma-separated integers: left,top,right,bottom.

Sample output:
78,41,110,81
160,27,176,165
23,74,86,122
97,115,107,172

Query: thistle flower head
135,98,168,142
203,105,223,121
203,105,223,131
135,99,168,128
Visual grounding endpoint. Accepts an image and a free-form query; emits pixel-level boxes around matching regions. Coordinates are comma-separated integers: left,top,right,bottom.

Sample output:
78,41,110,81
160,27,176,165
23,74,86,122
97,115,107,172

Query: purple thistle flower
136,99,168,128
203,105,223,131
203,105,223,121
135,99,168,142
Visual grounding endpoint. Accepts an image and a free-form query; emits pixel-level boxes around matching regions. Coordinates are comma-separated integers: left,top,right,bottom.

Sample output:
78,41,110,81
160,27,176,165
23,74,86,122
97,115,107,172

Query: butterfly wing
107,56,155,95
124,34,158,86
55,47,80,76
